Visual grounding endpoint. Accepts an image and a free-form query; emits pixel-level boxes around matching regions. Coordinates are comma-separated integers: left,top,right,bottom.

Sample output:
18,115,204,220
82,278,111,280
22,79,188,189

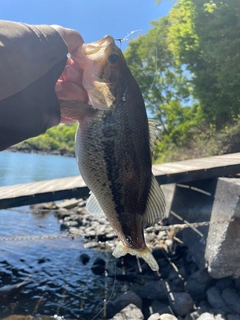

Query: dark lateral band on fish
62,35,166,272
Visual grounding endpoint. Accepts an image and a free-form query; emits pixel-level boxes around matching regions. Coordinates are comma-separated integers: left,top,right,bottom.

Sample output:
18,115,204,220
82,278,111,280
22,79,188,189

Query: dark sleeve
0,21,68,151
0,59,66,151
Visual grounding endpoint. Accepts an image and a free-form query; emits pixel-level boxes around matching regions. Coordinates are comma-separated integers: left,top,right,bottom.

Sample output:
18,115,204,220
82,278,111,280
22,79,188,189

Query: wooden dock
1,152,240,209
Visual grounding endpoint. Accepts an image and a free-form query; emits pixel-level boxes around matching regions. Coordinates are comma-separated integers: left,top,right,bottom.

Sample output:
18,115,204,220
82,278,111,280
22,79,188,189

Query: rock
77,199,86,207
186,269,213,299
55,208,71,219
165,239,173,248
107,292,142,318
30,202,57,211
148,313,177,320
154,260,171,279
64,213,82,224
185,303,209,320
234,277,240,290
197,313,215,320
84,230,96,238
214,314,226,320
57,198,80,209
110,303,143,319
169,292,193,316
151,300,170,314
106,233,116,240
206,286,232,312
157,231,167,239
227,315,240,320
152,247,166,259
169,277,185,292
168,269,179,281
68,227,83,235
222,288,240,313
91,264,105,275
215,277,233,291
60,221,79,230
91,257,106,275
83,241,99,249
79,253,90,265
205,178,240,278
135,280,168,300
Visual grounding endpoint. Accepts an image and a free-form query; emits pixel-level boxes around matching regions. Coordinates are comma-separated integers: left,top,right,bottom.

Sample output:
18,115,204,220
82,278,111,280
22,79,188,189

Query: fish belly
75,108,151,248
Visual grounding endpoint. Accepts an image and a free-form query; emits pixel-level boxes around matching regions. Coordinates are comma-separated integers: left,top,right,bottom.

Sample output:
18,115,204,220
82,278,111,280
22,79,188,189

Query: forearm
0,20,69,150
0,20,68,100
0,59,66,151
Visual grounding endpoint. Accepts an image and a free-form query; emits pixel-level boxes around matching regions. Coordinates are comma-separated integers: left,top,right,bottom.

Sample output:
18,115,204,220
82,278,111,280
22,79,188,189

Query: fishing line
115,29,142,47
91,259,117,320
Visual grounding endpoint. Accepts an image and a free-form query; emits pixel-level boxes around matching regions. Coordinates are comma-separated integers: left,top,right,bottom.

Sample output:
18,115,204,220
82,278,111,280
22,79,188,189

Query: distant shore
5,146,75,158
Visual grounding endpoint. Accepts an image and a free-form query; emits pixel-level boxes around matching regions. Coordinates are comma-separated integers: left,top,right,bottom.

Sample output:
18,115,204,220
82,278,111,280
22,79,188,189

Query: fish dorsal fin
86,192,105,218
148,119,161,153
143,174,166,228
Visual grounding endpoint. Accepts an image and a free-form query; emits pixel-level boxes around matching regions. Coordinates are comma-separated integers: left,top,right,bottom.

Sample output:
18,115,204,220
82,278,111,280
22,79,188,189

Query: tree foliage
16,124,77,154
168,0,240,127
19,0,240,161
124,16,198,149
125,0,240,161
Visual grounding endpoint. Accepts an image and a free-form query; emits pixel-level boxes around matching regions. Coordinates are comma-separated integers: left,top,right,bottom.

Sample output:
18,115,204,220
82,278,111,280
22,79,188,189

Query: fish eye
108,53,119,64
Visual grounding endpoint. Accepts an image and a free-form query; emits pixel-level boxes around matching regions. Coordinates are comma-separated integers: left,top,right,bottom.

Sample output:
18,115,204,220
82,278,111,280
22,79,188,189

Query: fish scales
64,36,166,271
76,95,149,249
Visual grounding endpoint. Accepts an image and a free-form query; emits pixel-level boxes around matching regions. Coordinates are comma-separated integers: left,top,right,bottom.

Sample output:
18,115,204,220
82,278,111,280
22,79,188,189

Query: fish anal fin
143,174,166,228
112,241,159,271
86,192,105,218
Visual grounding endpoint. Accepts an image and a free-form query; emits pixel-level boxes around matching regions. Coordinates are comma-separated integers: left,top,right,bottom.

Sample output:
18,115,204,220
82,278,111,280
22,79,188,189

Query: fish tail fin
112,242,159,272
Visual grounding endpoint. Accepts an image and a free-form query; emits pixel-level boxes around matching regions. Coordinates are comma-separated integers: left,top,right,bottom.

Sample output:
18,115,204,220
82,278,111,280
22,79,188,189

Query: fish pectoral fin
59,99,94,122
112,242,159,271
143,174,166,228
86,192,105,218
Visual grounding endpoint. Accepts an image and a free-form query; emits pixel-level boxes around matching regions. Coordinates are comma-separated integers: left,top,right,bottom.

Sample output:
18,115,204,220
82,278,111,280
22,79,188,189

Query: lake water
0,151,80,186
0,152,121,320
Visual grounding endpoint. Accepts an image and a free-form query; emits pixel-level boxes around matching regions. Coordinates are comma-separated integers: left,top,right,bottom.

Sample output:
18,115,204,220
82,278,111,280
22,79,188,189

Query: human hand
51,25,89,123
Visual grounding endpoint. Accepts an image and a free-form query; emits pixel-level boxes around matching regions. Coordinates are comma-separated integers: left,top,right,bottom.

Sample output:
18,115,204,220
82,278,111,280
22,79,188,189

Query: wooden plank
153,153,240,184
1,152,240,209
0,176,89,209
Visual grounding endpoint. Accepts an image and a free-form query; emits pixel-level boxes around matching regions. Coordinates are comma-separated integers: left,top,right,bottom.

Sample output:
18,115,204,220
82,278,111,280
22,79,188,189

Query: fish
61,36,166,271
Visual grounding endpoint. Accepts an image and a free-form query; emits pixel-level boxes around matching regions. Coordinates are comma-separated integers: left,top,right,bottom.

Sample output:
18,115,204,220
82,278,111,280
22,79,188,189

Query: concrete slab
205,178,240,278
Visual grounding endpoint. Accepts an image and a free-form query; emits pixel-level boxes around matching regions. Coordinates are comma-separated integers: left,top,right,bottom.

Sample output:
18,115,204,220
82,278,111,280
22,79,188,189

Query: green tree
168,0,240,127
17,124,78,153
124,16,198,150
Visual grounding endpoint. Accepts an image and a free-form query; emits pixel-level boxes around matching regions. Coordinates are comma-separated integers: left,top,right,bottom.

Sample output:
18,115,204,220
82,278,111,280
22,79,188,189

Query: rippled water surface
0,152,123,319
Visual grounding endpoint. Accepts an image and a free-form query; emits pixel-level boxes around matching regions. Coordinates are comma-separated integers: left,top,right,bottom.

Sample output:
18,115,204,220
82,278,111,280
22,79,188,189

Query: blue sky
1,0,173,51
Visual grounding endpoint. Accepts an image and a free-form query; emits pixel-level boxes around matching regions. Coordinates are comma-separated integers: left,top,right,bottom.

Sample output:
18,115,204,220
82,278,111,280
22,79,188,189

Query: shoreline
5,146,75,158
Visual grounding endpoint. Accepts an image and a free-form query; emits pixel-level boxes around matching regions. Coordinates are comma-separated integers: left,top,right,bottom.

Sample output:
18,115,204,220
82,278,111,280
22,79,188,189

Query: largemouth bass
62,36,166,271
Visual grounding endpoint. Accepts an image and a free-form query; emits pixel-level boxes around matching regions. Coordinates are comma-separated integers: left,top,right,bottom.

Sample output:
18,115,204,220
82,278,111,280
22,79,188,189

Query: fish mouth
82,35,114,60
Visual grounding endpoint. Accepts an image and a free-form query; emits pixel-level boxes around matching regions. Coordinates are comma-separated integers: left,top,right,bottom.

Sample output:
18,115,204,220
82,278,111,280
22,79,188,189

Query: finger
51,25,84,54
70,47,86,68
56,81,88,102
60,116,77,124
58,57,74,81
60,65,83,83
